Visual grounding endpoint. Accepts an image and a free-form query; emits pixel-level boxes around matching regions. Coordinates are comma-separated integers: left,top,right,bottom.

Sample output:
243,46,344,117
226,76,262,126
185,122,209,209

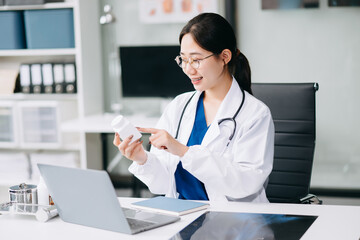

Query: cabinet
18,100,78,149
0,0,103,186
0,101,18,148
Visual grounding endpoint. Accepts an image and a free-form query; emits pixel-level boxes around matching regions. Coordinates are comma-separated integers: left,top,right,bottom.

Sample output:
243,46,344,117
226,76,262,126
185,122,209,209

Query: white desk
1,197,359,240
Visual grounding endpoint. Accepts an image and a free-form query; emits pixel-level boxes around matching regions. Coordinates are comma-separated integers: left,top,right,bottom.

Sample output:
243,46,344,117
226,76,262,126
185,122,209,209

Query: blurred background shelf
0,48,76,57
0,1,74,11
0,93,77,101
0,0,103,190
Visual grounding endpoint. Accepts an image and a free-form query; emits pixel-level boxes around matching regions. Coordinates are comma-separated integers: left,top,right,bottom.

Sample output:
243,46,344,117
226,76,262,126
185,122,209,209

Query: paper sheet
0,69,18,95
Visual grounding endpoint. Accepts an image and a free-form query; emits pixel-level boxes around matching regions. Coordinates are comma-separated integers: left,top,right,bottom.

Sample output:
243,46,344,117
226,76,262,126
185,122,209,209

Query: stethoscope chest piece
176,87,246,146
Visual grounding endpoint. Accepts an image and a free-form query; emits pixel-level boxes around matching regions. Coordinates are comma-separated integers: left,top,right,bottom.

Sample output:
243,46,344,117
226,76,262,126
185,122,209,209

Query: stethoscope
175,87,246,147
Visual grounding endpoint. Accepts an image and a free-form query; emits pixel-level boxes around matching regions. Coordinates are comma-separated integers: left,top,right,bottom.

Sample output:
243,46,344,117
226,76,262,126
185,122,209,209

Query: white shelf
0,0,103,172
0,48,76,57
0,144,80,151
0,2,74,11
0,93,78,101
21,144,80,151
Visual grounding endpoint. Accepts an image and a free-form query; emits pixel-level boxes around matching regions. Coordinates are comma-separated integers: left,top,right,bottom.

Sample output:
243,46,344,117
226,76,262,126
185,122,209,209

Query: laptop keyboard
126,217,156,230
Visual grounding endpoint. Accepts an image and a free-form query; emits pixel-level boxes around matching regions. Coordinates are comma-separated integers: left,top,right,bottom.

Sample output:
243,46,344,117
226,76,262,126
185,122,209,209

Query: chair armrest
300,194,323,204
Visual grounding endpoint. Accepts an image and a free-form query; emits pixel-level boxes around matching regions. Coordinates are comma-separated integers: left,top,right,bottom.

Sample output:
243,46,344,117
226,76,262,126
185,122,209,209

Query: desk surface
1,197,360,240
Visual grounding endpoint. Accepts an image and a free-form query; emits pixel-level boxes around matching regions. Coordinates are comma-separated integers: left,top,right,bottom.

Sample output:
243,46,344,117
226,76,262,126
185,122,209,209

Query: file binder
30,64,42,94
53,64,65,93
64,63,76,93
42,63,54,93
19,64,31,93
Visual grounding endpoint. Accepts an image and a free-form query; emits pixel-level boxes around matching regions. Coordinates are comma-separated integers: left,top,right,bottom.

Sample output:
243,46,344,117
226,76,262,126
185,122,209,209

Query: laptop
37,164,180,234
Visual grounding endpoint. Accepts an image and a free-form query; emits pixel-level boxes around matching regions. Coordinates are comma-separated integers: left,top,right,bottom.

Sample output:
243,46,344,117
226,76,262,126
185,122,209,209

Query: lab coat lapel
177,91,202,145
201,78,242,147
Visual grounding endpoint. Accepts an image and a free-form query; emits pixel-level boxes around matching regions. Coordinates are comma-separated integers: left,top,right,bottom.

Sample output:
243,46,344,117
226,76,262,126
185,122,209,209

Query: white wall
238,0,360,188
100,0,185,113
100,0,224,113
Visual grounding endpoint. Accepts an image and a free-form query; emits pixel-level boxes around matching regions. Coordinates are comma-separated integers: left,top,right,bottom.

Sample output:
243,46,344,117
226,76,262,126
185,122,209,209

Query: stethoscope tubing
175,87,246,144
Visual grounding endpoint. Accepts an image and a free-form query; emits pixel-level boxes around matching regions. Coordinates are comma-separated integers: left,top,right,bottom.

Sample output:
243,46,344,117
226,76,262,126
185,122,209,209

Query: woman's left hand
137,127,189,157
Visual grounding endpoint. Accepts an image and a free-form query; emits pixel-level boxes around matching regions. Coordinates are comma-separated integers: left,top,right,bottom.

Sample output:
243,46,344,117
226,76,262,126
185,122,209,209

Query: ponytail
233,49,252,95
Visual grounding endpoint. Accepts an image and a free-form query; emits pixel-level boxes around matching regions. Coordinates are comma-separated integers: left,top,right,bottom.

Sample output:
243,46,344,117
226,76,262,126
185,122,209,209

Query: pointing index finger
137,127,158,134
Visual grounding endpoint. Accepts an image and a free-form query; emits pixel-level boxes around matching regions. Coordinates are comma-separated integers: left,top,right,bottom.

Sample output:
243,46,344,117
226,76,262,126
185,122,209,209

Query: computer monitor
119,45,194,98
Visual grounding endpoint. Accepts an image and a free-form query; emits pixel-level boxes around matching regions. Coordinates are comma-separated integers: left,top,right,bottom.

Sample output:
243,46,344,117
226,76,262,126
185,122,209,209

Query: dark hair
179,12,252,94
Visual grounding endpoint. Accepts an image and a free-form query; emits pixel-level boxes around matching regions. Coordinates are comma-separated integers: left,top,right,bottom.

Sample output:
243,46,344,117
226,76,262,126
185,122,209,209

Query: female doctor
113,13,274,202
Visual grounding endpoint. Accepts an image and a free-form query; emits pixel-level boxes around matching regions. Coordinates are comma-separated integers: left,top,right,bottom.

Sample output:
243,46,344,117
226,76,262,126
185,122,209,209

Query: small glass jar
9,183,38,204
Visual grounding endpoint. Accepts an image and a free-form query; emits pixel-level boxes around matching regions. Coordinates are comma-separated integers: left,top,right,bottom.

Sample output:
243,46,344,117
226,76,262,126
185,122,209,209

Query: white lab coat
129,78,274,202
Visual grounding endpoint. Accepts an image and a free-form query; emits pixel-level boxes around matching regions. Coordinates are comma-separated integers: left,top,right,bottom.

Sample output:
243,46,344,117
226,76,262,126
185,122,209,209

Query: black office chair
252,83,321,204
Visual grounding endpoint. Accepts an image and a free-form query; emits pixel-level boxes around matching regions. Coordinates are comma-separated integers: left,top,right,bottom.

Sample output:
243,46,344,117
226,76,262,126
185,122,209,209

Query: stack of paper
0,152,30,183
0,69,18,95
30,152,79,182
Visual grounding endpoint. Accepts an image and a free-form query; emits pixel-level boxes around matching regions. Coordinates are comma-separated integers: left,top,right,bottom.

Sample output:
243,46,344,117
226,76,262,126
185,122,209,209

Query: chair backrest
252,83,319,203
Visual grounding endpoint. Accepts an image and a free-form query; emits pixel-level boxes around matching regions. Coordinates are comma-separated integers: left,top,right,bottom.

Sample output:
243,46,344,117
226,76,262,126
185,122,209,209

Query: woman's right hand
113,133,147,165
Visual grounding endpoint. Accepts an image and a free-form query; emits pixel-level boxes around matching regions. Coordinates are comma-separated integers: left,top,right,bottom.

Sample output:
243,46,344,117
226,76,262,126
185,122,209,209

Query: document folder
64,63,76,93
19,64,31,93
53,64,65,93
42,63,54,94
30,64,42,94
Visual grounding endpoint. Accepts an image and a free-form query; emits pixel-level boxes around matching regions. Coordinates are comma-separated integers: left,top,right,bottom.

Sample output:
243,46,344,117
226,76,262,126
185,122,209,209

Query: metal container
9,183,38,204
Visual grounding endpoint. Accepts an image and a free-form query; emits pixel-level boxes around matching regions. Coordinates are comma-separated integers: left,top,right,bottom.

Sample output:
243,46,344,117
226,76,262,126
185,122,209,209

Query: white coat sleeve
128,150,172,194
180,111,274,200
128,98,180,195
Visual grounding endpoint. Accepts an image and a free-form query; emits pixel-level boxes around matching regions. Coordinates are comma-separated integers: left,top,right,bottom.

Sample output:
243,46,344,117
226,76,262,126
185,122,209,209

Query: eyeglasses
174,54,215,69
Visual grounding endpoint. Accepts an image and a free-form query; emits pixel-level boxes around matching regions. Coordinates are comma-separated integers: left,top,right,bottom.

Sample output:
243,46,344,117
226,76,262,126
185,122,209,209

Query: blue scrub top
175,93,209,200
